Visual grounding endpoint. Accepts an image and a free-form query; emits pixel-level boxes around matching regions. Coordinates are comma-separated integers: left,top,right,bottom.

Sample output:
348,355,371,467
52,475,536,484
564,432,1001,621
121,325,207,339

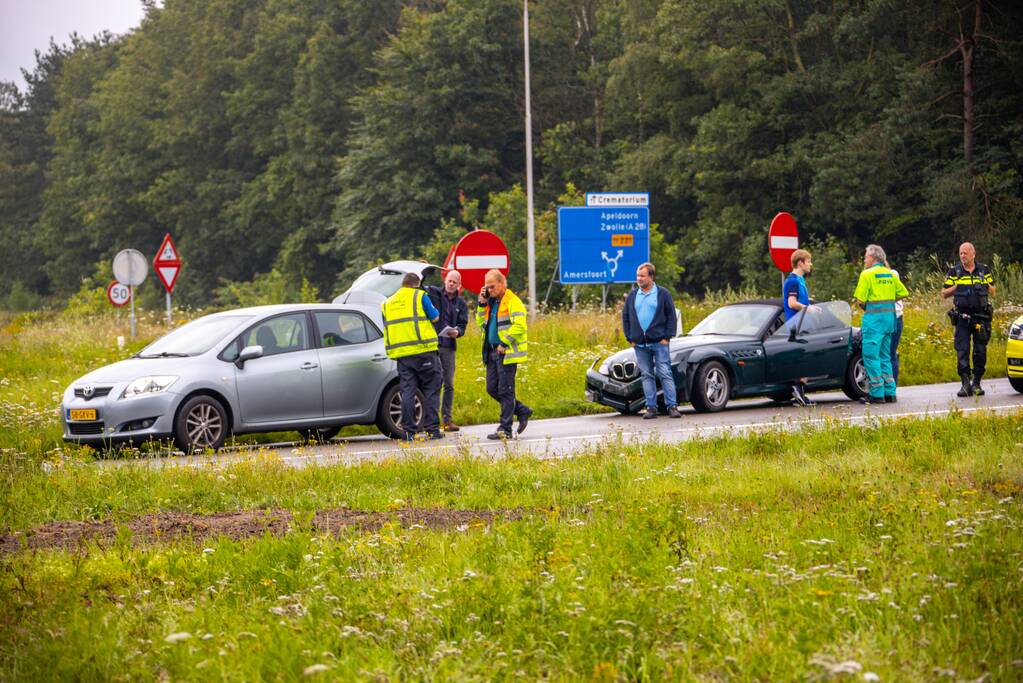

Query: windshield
137,315,251,357
689,305,778,337
773,301,852,337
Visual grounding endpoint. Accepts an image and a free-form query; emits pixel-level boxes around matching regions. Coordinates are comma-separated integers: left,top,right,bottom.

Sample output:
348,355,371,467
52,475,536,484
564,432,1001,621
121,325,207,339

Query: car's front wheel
1010,376,1023,394
375,383,424,438
842,353,869,400
691,361,731,413
174,395,229,453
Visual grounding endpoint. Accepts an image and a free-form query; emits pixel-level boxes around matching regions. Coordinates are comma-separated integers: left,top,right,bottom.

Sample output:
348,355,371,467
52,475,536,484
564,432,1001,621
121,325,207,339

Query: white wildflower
164,632,192,643
303,664,330,676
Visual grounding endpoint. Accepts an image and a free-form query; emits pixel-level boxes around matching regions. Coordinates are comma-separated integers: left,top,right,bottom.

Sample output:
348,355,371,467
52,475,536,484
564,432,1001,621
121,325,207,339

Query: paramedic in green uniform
853,244,909,405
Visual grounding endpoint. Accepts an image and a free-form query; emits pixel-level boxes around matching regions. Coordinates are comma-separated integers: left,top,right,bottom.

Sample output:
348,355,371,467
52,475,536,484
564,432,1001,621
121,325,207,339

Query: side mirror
235,345,263,369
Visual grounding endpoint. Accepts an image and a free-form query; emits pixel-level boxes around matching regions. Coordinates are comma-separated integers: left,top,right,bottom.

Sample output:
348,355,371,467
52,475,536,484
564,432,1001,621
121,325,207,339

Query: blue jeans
890,316,903,384
634,342,677,409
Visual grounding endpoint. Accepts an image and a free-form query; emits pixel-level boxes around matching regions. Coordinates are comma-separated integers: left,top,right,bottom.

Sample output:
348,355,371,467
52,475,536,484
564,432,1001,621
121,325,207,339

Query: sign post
768,212,800,291
112,249,148,338
153,233,181,324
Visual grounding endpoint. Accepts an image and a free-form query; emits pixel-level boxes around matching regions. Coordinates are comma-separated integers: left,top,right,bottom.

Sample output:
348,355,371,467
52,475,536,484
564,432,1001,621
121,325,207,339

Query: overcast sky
0,0,148,91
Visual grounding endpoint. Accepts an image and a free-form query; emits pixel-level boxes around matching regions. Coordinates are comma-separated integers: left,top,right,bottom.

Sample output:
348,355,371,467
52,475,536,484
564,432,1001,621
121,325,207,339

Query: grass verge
2,412,1022,680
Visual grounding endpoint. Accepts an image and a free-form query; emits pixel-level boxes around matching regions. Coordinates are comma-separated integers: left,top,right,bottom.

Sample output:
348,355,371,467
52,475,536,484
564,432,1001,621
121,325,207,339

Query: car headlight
598,359,610,375
1010,324,1023,341
121,376,179,399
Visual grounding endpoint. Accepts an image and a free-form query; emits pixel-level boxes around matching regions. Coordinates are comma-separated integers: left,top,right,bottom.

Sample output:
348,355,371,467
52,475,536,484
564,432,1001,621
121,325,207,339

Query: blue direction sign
557,206,651,284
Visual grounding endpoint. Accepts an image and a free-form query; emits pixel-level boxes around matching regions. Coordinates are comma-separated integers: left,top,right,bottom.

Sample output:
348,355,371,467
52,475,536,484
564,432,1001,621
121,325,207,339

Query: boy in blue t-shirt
783,249,812,321
782,248,814,406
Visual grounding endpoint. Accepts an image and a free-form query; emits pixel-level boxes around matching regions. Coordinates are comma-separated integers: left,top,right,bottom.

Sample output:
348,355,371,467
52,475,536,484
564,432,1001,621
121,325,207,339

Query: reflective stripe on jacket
382,287,438,359
943,262,993,311
853,264,909,334
476,289,528,364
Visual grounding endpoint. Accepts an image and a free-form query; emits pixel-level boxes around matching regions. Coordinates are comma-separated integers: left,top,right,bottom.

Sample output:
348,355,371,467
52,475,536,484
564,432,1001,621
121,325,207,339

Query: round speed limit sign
107,280,131,307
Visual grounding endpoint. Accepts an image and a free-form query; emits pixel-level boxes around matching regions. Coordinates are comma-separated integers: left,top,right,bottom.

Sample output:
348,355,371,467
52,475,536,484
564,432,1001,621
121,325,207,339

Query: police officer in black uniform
941,242,996,397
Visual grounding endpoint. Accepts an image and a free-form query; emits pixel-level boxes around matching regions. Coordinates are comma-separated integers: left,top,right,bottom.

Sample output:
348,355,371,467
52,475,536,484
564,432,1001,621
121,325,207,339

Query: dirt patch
1,507,526,553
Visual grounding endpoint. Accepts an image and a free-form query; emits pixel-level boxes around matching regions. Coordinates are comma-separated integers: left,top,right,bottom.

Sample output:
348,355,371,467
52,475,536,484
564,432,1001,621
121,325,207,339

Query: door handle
828,337,845,344
371,355,388,362
300,362,319,370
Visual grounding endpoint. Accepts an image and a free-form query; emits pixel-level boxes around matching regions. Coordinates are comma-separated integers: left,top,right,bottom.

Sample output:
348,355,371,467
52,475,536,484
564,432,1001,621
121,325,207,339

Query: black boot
972,376,985,396
956,375,972,398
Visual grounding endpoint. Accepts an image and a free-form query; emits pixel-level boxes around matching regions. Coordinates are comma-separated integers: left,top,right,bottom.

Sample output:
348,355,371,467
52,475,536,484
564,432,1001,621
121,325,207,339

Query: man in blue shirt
622,262,681,419
782,249,815,406
783,249,812,321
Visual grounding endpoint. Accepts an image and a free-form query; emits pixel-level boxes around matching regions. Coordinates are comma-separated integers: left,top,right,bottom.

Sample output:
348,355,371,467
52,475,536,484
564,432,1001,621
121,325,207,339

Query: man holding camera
942,242,996,397
476,269,532,440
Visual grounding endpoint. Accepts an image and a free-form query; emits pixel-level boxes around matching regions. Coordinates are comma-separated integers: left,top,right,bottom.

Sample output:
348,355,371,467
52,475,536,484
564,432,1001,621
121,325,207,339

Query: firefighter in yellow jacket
476,269,532,439
382,272,443,440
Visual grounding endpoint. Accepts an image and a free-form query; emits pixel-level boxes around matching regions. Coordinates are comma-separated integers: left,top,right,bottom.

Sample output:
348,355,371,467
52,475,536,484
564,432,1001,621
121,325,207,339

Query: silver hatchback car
61,304,421,452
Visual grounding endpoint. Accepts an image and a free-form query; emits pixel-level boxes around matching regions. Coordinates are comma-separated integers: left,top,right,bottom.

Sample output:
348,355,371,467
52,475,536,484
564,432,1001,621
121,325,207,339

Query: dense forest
1,0,1021,309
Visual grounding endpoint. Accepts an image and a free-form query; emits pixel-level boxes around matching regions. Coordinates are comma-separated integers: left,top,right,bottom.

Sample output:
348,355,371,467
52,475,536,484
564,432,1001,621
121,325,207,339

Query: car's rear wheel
842,353,869,400
375,383,424,438
691,361,730,413
174,395,228,453
1010,377,1023,394
299,426,341,443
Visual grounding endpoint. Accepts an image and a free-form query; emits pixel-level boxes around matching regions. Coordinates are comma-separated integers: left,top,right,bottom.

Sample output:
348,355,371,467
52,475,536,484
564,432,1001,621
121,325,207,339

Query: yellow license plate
68,409,97,421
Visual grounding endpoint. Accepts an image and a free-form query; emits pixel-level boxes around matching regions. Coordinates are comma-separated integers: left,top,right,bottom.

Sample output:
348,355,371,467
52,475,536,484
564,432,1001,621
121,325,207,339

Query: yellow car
1009,314,1023,393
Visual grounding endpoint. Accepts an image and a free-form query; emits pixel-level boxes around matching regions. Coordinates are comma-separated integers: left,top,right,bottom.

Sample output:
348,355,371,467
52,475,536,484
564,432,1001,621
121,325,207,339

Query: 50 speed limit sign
107,280,131,307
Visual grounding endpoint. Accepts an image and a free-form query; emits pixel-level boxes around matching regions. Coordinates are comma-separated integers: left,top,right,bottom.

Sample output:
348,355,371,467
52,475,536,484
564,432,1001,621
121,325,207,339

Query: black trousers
486,352,530,433
396,352,441,434
954,316,990,379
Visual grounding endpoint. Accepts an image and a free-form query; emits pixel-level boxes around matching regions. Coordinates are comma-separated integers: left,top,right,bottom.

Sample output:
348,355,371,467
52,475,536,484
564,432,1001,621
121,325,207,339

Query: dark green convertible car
585,300,869,413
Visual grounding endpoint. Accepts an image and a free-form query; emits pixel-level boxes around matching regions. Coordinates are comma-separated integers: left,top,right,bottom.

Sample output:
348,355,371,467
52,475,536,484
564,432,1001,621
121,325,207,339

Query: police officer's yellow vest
382,287,438,359
475,288,528,364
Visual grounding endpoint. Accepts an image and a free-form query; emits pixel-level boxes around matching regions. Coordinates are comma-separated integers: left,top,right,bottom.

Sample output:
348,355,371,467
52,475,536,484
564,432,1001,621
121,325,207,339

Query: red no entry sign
768,212,800,273
443,230,510,294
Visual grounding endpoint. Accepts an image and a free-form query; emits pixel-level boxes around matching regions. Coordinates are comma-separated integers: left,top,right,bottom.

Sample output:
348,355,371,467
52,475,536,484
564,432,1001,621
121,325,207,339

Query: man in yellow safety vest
476,269,532,439
382,272,443,440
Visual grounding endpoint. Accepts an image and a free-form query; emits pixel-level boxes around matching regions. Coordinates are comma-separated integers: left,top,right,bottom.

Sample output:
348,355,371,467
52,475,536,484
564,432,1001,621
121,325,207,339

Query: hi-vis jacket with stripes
382,287,438,359
853,263,909,334
476,289,528,365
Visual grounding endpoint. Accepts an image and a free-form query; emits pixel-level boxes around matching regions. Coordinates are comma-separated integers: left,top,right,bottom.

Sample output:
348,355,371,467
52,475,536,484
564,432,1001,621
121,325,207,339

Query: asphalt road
109,378,1023,470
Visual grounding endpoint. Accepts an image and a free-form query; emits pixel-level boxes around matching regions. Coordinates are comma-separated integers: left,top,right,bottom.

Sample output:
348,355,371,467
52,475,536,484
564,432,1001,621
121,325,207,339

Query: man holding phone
476,269,532,439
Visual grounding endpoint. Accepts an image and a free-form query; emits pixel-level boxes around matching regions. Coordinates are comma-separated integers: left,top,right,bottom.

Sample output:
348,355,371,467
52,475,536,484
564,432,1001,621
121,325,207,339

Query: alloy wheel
389,391,423,430
185,402,223,448
705,367,727,406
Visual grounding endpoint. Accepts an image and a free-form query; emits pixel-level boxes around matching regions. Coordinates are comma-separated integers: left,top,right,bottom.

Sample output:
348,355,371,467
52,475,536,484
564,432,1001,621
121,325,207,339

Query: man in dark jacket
426,270,469,431
622,262,681,419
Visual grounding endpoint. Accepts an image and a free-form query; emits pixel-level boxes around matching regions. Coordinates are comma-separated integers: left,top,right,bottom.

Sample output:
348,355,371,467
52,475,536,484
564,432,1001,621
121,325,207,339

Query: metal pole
166,292,172,325
129,285,136,338
523,0,537,319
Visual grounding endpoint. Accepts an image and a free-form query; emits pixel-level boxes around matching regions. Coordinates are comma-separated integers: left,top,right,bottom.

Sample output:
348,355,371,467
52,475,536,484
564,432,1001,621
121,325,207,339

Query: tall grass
1,413,1021,680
